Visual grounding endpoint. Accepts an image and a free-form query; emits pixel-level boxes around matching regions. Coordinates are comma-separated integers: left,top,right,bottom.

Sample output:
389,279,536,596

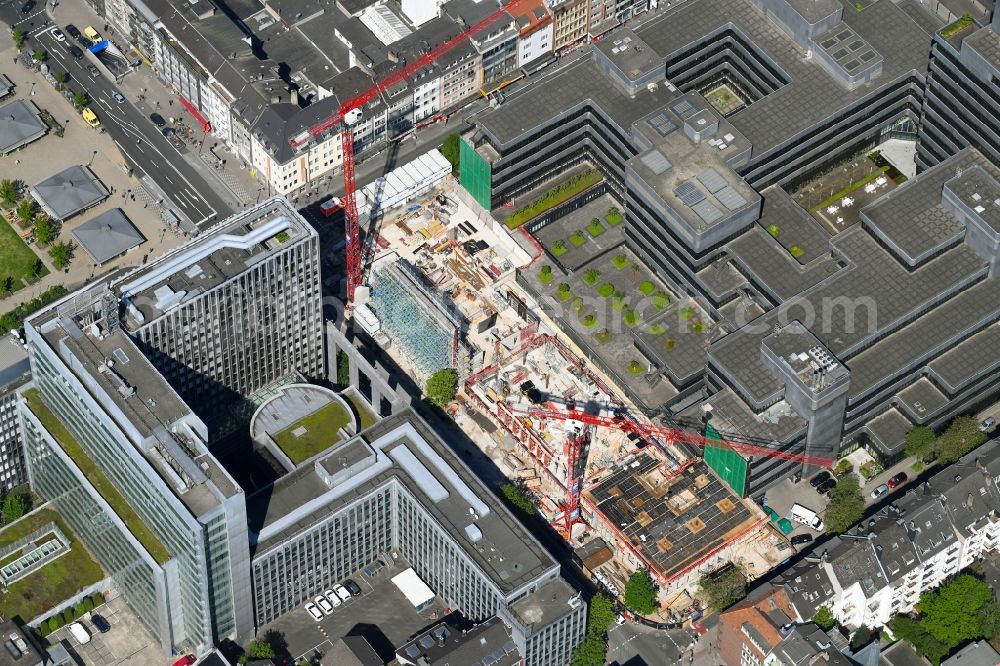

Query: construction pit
462,333,776,609
353,175,532,381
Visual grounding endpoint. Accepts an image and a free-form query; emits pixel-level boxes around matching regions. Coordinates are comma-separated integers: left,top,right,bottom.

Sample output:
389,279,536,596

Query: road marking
184,187,201,202
98,98,111,111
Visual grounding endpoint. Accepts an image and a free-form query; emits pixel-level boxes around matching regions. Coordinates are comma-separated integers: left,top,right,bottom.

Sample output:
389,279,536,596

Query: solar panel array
646,111,678,137
716,185,748,210
674,180,705,206
692,199,723,223
696,168,727,194
672,99,696,118
640,150,672,175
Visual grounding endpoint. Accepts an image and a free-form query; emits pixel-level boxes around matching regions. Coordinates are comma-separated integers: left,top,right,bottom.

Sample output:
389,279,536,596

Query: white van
790,503,825,532
69,622,91,645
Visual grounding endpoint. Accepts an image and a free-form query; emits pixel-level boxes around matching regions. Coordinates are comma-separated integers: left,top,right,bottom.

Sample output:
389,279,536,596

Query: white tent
391,568,435,609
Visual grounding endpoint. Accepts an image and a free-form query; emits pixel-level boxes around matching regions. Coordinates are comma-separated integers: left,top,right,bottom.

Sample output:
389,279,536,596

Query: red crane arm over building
288,0,535,301
512,406,834,468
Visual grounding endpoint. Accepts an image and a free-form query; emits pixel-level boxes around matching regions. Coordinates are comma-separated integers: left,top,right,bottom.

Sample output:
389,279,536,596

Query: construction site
460,333,788,612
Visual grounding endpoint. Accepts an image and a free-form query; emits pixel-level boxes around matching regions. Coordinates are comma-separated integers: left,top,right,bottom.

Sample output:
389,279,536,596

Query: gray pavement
607,622,697,666
258,561,447,664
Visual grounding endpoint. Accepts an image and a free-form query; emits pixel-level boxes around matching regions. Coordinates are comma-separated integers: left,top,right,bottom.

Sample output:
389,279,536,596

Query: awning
178,95,211,133
391,568,435,609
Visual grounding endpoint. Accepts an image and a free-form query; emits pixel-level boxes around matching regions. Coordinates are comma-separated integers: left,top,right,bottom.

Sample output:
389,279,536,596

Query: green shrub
789,245,805,258
47,617,60,633
611,292,627,312
581,314,598,328
612,253,629,269
664,337,678,350
638,280,656,296
75,601,86,616
766,224,782,237
551,240,568,256
626,361,645,376
426,369,458,407
624,309,640,327
595,329,613,344
647,323,666,336
587,218,605,237
569,231,588,247
572,297,584,312
691,322,706,334
539,265,555,285
501,482,537,515
555,284,573,301
90,592,105,607
597,283,615,298
679,306,695,321
82,597,94,612
62,609,74,624
0,285,68,336
506,170,603,229
942,11,974,37
583,269,601,285
606,207,623,225
653,291,670,309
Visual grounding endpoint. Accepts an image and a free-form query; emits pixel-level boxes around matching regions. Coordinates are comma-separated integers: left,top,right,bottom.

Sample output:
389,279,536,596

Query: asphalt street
30,25,231,230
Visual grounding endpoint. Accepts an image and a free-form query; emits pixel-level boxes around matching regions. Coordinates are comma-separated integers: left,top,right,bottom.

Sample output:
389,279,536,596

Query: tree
425,368,458,407
53,71,69,90
34,216,54,246
850,626,876,651
72,91,88,109
49,241,73,270
892,614,950,665
699,565,747,612
812,606,836,631
905,426,935,460
0,277,13,297
919,574,994,647
623,569,657,615
587,593,616,637
440,133,460,173
570,634,605,666
30,258,44,278
15,199,33,226
500,482,537,516
824,474,864,534
32,49,46,62
2,493,25,523
11,28,25,51
245,640,275,660
935,416,986,464
0,179,17,207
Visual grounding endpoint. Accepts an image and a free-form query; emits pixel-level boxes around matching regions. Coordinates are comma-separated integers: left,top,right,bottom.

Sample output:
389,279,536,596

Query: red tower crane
560,423,593,535
511,405,834,469
288,0,534,302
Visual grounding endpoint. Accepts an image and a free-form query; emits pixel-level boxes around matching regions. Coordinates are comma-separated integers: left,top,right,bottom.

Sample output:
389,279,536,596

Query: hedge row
0,285,67,337
38,592,105,636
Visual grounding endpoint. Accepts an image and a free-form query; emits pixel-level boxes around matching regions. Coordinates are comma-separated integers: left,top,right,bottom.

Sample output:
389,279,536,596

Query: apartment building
773,441,1000,631
462,0,1000,496
0,344,30,492
509,0,555,68
247,411,586,666
547,0,590,50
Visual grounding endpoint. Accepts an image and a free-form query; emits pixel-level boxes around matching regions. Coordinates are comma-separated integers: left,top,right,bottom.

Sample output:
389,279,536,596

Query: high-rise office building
116,198,324,427
917,6,1000,171
18,197,321,657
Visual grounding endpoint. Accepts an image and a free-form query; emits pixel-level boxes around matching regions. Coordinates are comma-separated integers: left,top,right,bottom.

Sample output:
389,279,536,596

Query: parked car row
66,612,110,645
304,579,363,622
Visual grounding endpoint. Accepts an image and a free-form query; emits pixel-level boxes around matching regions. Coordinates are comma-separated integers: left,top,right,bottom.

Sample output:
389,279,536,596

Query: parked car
888,472,908,489
150,113,166,127
90,613,110,633
817,478,838,495
51,28,65,42
304,603,322,622
81,107,100,128
364,561,385,577
871,483,889,500
83,26,101,43
809,471,832,488
344,579,362,597
315,595,334,616
980,417,996,433
790,534,813,546
170,656,195,666
333,584,351,603
112,92,126,104
65,24,82,40
67,45,83,59
20,1,35,15
323,589,341,608
87,64,100,77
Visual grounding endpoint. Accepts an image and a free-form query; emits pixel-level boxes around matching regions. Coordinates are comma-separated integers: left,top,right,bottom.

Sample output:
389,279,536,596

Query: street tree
49,241,73,269
425,368,458,407
699,565,747,612
623,569,657,615
15,199,33,226
34,216,54,246
11,28,25,51
0,179,18,207
934,416,986,464
905,425,935,460
824,474,864,534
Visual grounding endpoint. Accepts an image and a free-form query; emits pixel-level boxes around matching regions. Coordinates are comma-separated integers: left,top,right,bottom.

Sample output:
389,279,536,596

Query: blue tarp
89,40,108,54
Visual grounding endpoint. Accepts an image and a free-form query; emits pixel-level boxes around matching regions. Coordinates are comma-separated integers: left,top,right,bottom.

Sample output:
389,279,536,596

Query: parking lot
259,561,448,663
46,593,170,666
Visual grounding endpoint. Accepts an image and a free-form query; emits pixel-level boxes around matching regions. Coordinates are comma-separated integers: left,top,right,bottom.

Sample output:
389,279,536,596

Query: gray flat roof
0,338,29,391
632,0,930,155
0,99,47,154
943,641,1000,666
250,411,556,594
116,197,314,329
506,577,581,629
863,408,911,457
30,165,109,220
72,208,146,265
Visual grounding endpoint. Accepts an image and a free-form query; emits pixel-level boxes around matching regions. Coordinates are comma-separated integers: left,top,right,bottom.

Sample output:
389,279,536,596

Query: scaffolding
369,261,459,378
